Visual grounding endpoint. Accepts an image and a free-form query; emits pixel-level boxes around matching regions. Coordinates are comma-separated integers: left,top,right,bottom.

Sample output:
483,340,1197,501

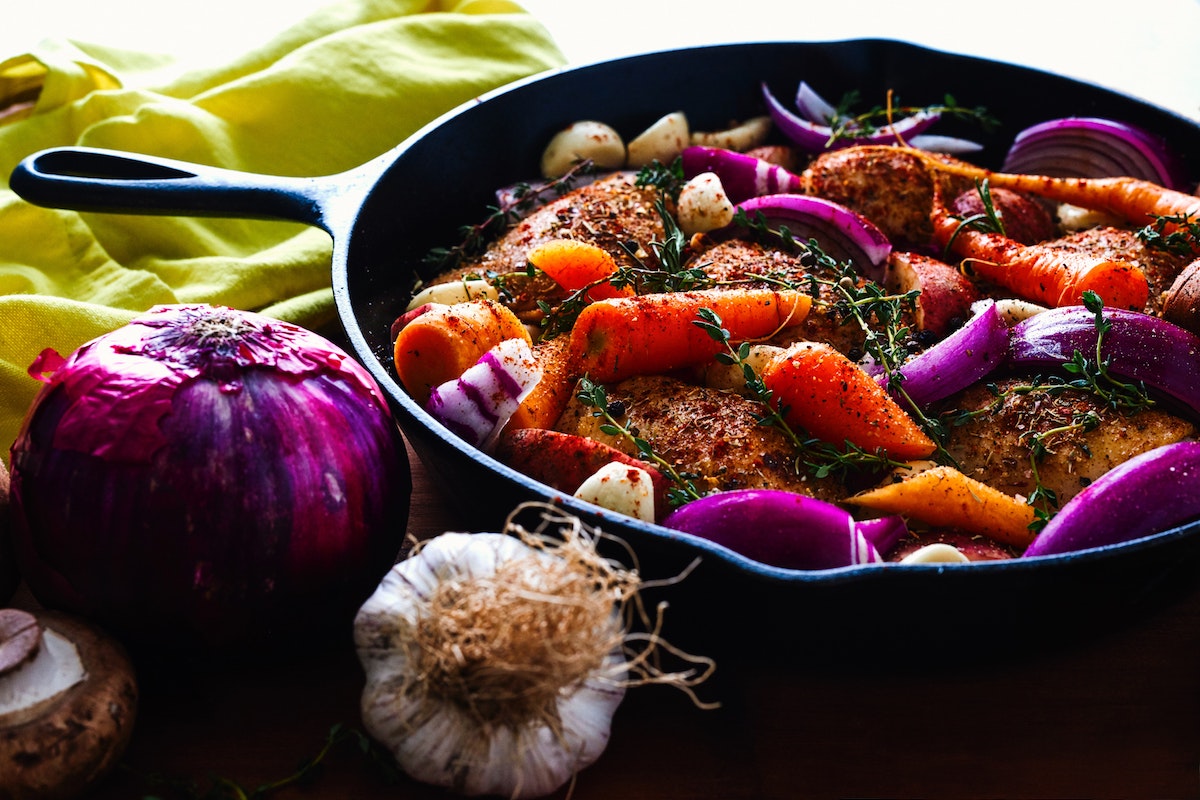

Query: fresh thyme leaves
575,376,703,506
1137,210,1200,257
422,160,595,271
635,157,686,202
826,91,999,145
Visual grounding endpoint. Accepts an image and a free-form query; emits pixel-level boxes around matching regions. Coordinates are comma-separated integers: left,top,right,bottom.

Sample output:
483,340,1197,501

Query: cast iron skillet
11,40,1200,662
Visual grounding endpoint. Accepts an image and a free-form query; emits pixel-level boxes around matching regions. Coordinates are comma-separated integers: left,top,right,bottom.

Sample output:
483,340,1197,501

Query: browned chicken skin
554,374,846,503
941,377,1195,506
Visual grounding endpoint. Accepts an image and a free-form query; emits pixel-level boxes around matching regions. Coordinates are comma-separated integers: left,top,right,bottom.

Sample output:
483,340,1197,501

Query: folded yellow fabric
0,0,565,454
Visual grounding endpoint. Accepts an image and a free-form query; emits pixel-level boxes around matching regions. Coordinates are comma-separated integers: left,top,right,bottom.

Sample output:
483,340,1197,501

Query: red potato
950,186,1057,245
493,428,672,519
885,251,981,337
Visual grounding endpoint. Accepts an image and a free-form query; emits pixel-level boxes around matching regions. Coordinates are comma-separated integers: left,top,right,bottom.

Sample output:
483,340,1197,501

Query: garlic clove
626,111,690,168
689,115,773,152
677,171,735,236
541,121,626,178
405,279,499,312
574,461,656,522
900,542,971,564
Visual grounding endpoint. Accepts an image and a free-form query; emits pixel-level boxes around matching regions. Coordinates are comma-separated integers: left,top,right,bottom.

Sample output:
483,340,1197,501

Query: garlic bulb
355,524,631,798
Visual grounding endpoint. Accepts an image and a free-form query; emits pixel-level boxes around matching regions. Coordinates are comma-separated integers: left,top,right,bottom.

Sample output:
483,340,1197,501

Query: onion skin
1007,305,1200,416
661,489,907,570
8,305,411,649
1023,441,1200,558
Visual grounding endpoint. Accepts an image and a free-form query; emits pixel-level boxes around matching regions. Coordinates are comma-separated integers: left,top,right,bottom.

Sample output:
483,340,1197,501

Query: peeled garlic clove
626,111,689,168
405,280,499,311
541,121,626,178
900,542,970,564
677,171,735,236
574,461,656,522
689,115,773,152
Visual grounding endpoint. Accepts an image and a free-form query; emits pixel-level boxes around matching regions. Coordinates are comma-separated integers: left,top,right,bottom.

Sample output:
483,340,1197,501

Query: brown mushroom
0,608,137,800
1161,258,1200,335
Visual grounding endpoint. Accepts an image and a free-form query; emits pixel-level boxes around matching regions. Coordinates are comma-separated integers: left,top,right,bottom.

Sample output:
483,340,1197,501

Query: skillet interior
332,40,1200,661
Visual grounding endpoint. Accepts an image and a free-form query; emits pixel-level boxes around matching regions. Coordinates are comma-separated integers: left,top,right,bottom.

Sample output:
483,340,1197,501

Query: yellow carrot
393,299,530,405
760,340,937,460
569,288,811,383
848,464,1037,548
527,238,634,302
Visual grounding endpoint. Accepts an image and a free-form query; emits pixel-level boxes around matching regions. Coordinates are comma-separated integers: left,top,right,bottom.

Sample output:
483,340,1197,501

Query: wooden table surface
20,438,1184,800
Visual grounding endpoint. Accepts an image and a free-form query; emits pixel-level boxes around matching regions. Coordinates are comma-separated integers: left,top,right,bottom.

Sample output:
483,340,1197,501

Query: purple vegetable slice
733,193,892,282
1023,441,1200,557
890,301,1010,408
762,81,939,153
661,489,907,570
680,146,804,204
1007,305,1200,416
1001,117,1187,190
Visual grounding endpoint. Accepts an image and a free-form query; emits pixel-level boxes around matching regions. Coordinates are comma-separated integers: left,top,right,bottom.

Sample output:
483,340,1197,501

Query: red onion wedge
762,81,939,153
426,337,541,451
890,300,1010,408
1001,117,1187,191
661,489,907,570
734,194,892,282
680,146,804,204
1023,441,1200,558
1007,305,1200,416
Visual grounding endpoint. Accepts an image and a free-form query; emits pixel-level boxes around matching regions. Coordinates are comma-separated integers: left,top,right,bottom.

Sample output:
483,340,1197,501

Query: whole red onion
8,305,411,649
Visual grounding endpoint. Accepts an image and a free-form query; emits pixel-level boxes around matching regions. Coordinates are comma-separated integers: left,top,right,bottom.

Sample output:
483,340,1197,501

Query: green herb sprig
1137,211,1200,257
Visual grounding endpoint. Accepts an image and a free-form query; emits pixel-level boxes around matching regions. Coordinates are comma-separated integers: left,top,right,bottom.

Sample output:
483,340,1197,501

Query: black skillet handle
9,146,364,232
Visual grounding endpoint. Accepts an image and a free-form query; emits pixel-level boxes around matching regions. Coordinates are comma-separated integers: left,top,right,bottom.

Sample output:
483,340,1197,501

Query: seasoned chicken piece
686,237,868,356
803,147,972,249
554,374,846,502
428,172,665,317
942,377,1195,506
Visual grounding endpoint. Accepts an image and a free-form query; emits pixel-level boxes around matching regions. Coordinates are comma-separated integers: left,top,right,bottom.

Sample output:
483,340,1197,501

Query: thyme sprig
422,160,595,271
635,157,686,202
575,377,703,507
1137,210,1200,257
827,91,999,145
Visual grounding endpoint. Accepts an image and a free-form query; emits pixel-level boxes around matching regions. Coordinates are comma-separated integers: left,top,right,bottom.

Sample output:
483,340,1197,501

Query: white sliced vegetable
676,171,735,236
689,115,773,152
900,543,970,564
541,121,626,178
426,338,541,450
405,280,499,312
626,111,690,168
574,461,656,522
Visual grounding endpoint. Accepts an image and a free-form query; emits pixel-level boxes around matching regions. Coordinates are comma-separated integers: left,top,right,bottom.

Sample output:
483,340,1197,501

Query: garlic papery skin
354,531,628,799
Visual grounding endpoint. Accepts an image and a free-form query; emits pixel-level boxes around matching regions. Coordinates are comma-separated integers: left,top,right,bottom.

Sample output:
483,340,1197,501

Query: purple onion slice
891,301,1010,408
1001,117,1187,190
762,82,939,153
662,489,908,570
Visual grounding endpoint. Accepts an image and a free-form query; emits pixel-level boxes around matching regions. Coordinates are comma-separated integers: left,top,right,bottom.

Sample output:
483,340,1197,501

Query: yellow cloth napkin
0,0,565,456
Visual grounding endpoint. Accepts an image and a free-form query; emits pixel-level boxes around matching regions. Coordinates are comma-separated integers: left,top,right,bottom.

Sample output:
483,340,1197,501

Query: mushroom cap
0,610,138,800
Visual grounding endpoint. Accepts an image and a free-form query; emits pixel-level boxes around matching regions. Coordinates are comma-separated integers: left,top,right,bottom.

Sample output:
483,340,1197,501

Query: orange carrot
393,299,530,405
930,194,1150,310
527,238,634,302
761,340,937,460
848,464,1037,548
503,335,579,432
569,288,811,383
